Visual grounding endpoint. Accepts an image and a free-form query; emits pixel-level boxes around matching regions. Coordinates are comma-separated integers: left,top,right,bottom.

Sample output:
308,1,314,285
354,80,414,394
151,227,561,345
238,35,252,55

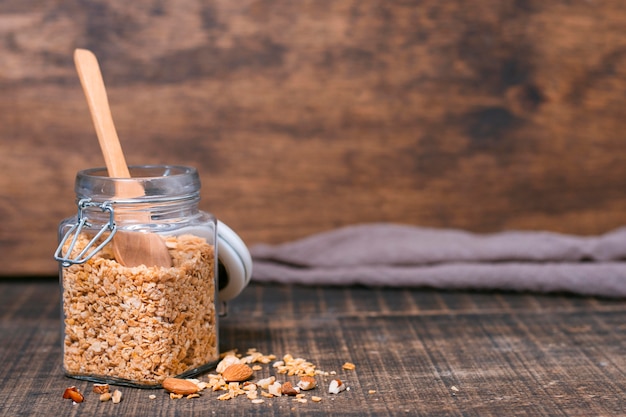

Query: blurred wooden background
1,0,626,276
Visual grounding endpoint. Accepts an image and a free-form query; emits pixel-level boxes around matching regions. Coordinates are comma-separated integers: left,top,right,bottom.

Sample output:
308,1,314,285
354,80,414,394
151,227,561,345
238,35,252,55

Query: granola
62,233,217,385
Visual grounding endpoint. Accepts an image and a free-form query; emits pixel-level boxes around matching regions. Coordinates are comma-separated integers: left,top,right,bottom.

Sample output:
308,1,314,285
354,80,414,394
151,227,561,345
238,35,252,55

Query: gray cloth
250,223,626,297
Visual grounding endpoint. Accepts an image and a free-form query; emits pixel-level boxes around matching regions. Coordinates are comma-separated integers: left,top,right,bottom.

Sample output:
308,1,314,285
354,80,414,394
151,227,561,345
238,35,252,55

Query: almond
162,378,200,395
62,386,84,403
221,363,254,382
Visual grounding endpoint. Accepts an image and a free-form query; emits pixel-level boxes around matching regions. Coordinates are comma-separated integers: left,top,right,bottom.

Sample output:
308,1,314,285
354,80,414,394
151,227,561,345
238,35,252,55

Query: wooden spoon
74,48,172,268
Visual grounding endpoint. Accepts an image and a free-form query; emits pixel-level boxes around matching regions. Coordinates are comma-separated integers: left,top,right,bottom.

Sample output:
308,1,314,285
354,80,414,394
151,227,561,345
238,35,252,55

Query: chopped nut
170,393,183,400
368,390,377,394
99,392,112,402
148,394,156,400
261,391,274,398
217,392,232,401
311,396,322,402
111,390,122,404
342,362,356,370
251,399,265,404
62,386,84,403
281,381,300,396
328,379,346,394
221,363,254,382
297,376,316,391
186,393,200,399
92,384,109,394
268,381,282,397
252,365,263,371
216,355,241,373
257,376,276,390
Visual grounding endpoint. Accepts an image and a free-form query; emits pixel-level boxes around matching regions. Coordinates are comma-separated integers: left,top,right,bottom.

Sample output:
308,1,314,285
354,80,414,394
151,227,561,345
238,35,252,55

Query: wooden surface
1,279,625,416
0,279,626,417
2,1,626,275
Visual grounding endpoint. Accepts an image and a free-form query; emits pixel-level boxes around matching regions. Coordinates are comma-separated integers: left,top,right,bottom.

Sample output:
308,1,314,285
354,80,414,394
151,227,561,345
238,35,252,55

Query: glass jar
54,165,251,387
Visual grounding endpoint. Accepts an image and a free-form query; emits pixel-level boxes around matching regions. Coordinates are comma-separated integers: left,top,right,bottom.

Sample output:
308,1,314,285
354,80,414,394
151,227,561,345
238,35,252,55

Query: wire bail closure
54,198,117,267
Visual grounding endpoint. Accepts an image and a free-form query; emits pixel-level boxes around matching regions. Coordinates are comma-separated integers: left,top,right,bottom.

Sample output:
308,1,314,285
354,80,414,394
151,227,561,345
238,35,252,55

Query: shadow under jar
55,165,219,387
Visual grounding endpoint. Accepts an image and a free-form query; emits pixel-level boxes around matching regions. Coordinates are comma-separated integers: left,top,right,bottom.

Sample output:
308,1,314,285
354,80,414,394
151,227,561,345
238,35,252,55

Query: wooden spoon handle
74,48,131,179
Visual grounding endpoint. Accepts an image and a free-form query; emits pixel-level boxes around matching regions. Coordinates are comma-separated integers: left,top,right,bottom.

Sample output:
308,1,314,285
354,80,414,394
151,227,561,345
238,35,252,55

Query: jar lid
217,221,252,302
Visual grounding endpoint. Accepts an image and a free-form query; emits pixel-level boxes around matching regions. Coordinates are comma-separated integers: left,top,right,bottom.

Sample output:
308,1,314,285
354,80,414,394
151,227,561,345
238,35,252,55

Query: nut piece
162,378,200,395
221,363,254,382
100,392,112,402
257,376,276,390
328,379,347,394
267,381,283,397
112,389,122,404
216,355,241,374
92,384,110,394
62,386,84,403
297,376,317,391
281,381,300,396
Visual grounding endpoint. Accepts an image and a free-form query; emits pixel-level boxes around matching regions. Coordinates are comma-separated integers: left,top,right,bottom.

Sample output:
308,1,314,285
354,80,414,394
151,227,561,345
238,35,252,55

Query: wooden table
1,279,624,416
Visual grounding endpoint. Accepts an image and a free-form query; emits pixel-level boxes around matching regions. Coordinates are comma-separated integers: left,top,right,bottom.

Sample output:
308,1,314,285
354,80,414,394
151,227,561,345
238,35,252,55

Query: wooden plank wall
1,0,626,276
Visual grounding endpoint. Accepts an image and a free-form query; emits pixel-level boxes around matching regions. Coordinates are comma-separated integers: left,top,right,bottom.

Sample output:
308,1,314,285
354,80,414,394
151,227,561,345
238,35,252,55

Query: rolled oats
62,234,218,386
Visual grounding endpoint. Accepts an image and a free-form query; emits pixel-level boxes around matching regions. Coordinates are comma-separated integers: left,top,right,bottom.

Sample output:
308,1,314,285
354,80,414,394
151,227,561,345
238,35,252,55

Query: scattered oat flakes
148,394,156,400
342,362,356,370
311,396,322,402
251,399,265,404
170,393,183,400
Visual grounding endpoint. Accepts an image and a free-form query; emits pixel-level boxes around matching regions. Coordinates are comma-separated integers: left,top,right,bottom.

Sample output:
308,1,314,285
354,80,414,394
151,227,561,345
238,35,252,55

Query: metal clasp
54,198,117,267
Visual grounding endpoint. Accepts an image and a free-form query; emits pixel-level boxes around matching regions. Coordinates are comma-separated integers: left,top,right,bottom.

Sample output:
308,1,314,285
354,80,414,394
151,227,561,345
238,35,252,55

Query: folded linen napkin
250,223,626,297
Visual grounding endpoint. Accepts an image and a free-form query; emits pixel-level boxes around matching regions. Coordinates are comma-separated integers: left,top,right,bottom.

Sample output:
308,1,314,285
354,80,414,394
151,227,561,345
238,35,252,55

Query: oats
311,396,322,402
342,362,356,370
251,399,265,404
61,234,218,385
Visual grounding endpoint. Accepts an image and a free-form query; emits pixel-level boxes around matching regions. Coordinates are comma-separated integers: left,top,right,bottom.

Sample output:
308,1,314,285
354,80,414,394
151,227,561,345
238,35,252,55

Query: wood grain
2,0,626,275
1,280,624,416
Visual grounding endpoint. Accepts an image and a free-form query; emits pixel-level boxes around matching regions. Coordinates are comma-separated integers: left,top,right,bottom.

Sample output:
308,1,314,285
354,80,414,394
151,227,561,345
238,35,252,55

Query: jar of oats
55,165,251,387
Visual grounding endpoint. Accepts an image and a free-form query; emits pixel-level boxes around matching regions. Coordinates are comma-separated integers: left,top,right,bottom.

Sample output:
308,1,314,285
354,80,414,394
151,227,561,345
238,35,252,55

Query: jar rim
79,165,197,180
75,165,201,202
